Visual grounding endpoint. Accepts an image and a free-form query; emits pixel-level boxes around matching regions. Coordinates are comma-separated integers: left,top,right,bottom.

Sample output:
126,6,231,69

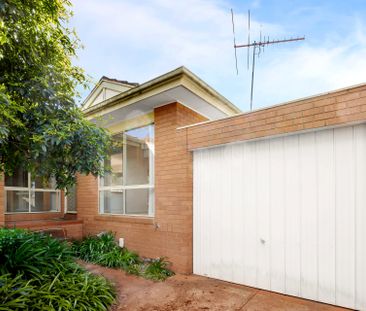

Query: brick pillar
154,103,206,273
76,174,98,235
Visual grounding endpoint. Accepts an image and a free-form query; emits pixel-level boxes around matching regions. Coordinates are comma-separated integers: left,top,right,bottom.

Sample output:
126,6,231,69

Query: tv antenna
231,9,305,110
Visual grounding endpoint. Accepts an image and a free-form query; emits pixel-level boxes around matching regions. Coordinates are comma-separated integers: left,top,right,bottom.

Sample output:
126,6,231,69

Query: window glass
125,125,153,185
31,192,58,212
125,189,149,215
5,172,60,213
99,124,154,216
6,190,29,212
99,190,124,214
66,185,77,212
5,168,28,187
34,176,57,189
101,133,123,187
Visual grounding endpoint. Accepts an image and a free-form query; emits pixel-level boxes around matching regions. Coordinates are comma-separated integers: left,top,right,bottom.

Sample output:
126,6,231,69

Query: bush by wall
72,232,174,281
0,228,115,311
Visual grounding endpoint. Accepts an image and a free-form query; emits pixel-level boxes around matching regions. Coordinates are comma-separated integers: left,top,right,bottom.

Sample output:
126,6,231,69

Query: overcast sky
70,0,366,112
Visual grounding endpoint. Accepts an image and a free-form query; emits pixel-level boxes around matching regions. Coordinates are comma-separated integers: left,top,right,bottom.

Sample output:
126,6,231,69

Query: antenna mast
231,9,305,110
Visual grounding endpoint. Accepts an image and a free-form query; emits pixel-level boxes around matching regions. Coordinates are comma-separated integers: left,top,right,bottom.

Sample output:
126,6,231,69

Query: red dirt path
83,263,349,311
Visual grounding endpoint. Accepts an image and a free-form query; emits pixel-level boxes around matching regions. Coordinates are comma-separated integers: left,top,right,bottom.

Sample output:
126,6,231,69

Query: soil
82,262,348,311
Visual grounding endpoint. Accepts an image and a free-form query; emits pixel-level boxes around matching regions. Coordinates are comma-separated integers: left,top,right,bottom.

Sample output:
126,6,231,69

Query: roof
100,76,139,87
82,76,140,110
83,66,242,121
178,81,366,130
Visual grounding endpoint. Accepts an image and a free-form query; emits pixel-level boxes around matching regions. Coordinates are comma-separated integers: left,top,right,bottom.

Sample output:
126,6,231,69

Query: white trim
82,78,136,110
122,129,127,214
4,187,29,191
97,213,155,218
98,124,155,217
83,67,241,118
100,184,154,191
4,173,61,213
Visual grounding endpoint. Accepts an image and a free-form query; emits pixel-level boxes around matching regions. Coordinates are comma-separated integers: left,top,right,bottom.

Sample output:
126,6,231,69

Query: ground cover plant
72,232,174,281
0,228,115,311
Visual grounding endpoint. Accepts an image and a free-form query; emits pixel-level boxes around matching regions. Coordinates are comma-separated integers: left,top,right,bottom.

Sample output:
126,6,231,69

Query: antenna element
231,9,305,110
231,9,238,75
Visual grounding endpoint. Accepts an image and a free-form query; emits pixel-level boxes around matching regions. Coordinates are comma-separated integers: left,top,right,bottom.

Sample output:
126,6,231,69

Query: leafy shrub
31,268,115,310
0,228,73,279
72,232,174,281
72,232,117,263
143,257,175,281
0,270,115,311
0,274,33,310
0,228,115,311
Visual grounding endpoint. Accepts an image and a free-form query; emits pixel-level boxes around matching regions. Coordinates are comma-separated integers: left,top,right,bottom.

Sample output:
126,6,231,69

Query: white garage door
193,124,366,310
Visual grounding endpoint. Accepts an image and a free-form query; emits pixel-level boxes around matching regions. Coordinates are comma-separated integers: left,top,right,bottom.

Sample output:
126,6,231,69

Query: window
99,124,154,216
65,185,77,213
5,168,61,213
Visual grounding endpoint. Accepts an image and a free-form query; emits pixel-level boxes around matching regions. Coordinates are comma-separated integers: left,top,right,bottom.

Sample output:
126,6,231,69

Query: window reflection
99,124,154,216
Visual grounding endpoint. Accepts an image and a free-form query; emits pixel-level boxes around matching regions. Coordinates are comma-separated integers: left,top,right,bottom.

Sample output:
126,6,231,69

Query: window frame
4,173,61,214
98,124,155,217
64,185,77,214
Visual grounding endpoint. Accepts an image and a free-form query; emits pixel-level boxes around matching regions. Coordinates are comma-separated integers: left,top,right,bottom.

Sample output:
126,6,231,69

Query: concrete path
84,263,349,311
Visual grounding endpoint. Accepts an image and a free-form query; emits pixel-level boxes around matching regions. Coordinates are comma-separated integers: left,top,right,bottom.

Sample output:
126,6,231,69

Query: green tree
0,0,111,189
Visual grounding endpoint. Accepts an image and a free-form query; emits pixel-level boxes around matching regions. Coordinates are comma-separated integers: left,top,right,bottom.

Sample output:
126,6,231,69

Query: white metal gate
193,124,366,310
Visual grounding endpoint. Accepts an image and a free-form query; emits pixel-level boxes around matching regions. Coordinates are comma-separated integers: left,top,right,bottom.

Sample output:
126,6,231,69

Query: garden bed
0,229,174,310
72,232,174,281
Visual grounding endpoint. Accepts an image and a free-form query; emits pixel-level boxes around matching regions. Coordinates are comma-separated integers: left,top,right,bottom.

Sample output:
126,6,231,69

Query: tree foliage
0,0,110,189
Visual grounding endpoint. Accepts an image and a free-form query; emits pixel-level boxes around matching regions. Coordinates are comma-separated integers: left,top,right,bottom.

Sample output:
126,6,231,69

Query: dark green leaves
0,228,73,278
0,229,116,310
72,232,175,281
0,0,111,189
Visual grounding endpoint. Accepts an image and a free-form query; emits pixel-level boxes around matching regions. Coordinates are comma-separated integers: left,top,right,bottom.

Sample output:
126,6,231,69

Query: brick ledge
5,219,83,229
94,215,154,225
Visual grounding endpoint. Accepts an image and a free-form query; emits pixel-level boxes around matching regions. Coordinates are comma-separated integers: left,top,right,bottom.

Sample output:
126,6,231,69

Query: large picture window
99,124,154,216
5,169,61,213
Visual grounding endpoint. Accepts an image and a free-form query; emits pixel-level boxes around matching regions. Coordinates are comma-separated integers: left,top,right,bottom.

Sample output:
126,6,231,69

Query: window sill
94,214,154,225
5,211,61,214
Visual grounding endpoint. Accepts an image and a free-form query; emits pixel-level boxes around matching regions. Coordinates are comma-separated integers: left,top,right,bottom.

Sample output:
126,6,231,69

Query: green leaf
0,0,111,189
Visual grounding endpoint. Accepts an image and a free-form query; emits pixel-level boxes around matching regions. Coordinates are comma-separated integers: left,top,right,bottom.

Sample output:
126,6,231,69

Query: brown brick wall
183,84,366,150
76,102,206,273
154,103,207,272
5,220,83,240
75,173,99,235
5,212,64,222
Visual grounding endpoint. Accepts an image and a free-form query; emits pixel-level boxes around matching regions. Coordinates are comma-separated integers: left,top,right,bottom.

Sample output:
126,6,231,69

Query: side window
99,124,154,216
5,169,60,213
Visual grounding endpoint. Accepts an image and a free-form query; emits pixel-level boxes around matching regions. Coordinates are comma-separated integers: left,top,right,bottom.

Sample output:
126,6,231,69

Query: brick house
0,67,241,270
77,67,240,273
1,66,366,309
